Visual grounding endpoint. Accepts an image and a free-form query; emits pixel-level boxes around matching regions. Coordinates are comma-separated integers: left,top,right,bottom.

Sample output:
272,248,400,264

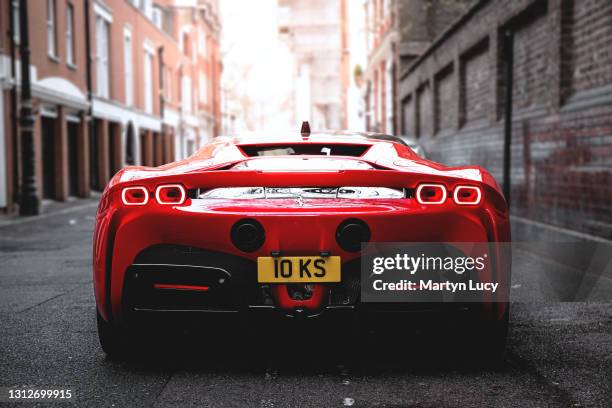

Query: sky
220,0,295,133
219,0,367,134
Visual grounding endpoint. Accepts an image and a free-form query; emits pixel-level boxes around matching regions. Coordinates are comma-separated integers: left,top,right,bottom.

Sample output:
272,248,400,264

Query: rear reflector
453,185,482,205
416,184,446,204
121,186,149,206
153,283,209,291
155,184,186,205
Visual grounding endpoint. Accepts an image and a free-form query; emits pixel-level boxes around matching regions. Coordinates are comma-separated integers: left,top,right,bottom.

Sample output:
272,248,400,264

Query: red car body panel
93,133,510,324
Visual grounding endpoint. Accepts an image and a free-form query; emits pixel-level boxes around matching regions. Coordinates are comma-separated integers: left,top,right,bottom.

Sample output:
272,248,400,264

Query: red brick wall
89,0,221,124
512,13,549,111
512,107,612,236
434,65,455,134
28,0,88,94
570,0,612,94
401,94,415,136
462,43,490,124
416,81,432,138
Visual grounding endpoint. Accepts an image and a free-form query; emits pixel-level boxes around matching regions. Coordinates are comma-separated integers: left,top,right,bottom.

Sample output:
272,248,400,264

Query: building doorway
125,122,135,165
108,121,120,177
41,116,56,199
153,132,162,166
90,119,100,191
140,130,147,166
67,120,79,196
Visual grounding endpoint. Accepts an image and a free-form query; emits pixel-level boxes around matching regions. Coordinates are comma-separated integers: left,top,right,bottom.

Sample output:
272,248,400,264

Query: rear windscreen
238,144,370,157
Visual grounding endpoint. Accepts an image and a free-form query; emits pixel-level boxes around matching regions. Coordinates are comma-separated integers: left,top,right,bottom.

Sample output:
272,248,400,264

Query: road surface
0,199,610,407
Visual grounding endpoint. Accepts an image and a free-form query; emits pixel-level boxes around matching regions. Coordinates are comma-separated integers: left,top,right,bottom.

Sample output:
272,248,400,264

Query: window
124,28,133,106
181,76,192,113
95,16,110,98
198,28,207,56
182,32,190,56
239,144,370,157
152,7,162,28
383,0,390,19
144,50,154,114
47,0,57,57
142,0,153,19
66,4,75,65
378,66,384,130
385,59,393,134
165,67,172,101
198,72,207,104
12,0,20,43
187,139,195,156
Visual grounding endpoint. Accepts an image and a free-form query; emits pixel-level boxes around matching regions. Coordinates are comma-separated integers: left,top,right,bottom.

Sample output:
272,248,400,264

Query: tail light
453,185,482,205
121,186,149,206
155,184,186,205
416,183,447,204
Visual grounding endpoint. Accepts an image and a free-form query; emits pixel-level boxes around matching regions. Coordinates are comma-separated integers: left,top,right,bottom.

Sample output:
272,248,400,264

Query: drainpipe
502,29,514,207
84,0,95,190
8,0,19,208
158,46,164,119
157,46,165,163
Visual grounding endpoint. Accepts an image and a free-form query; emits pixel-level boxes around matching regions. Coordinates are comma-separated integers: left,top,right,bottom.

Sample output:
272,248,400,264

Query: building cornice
33,77,89,110
93,1,113,22
92,97,162,131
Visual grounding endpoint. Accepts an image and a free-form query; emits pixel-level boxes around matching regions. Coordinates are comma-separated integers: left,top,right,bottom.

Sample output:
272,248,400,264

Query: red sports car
93,128,511,358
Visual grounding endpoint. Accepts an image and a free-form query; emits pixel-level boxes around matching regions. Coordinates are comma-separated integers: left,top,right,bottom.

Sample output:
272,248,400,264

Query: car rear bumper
94,198,510,322
116,243,507,325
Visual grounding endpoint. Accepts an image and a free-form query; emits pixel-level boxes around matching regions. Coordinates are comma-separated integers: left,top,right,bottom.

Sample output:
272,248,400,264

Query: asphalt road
0,199,610,407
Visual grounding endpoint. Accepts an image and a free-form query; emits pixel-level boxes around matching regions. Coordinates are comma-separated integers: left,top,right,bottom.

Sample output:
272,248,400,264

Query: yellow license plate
257,256,341,283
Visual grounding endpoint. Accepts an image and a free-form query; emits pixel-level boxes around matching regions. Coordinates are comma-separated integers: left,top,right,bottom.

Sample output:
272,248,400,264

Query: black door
125,123,135,165
108,122,118,177
67,121,79,196
41,116,56,199
140,131,147,166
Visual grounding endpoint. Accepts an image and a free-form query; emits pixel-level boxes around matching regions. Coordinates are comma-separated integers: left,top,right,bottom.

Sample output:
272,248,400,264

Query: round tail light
155,184,186,205
453,185,482,205
416,183,447,204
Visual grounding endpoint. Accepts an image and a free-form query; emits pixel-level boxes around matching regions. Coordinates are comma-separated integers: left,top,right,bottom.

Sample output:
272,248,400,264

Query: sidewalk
0,194,100,228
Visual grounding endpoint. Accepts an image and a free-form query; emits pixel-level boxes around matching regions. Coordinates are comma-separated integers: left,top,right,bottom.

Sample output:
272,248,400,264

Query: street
0,200,610,407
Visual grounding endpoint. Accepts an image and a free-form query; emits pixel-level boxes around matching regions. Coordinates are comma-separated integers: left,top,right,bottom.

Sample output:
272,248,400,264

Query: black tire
96,310,132,359
471,307,509,363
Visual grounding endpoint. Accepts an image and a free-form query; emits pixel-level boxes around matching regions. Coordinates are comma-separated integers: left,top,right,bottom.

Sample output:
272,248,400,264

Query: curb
0,200,99,228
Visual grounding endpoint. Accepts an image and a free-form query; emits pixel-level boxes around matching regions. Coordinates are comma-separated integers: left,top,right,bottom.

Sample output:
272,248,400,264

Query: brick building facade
0,0,222,213
399,0,612,240
363,0,471,134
